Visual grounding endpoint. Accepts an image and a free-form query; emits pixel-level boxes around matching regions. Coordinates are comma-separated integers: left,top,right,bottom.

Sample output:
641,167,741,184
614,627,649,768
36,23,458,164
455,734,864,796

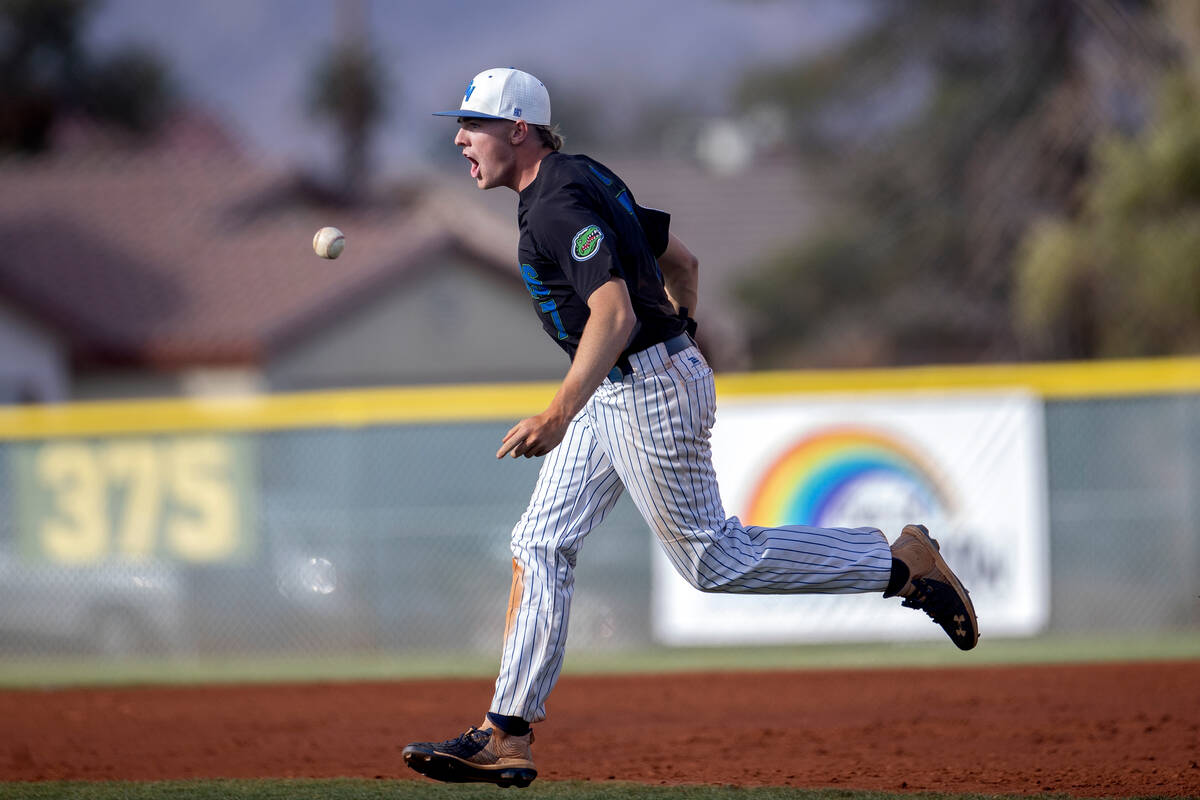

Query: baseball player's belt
607,332,694,382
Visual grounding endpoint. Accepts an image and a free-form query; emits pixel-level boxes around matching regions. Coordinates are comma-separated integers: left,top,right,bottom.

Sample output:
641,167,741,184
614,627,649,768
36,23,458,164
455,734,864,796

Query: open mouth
466,155,480,179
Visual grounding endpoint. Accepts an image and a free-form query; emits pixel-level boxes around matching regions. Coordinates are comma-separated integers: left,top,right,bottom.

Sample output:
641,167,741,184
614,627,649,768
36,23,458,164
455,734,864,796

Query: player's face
454,118,518,190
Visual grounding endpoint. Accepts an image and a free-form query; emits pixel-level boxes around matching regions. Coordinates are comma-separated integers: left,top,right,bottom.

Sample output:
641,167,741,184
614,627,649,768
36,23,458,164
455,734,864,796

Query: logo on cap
572,225,604,261
464,80,476,101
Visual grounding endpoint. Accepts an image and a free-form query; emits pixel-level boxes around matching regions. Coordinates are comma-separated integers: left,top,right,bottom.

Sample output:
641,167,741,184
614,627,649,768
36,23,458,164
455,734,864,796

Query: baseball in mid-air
313,226,345,259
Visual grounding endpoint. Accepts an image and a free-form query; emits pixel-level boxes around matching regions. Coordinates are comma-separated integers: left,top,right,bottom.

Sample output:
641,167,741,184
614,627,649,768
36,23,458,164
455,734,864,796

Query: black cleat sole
901,525,979,651
403,746,536,788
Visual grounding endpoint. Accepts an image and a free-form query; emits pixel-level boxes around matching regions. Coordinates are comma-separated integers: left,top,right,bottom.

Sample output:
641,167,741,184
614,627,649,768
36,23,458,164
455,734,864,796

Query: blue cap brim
431,110,510,120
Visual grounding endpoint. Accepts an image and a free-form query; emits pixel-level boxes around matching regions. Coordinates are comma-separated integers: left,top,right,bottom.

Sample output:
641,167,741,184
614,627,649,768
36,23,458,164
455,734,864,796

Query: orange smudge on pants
503,558,524,643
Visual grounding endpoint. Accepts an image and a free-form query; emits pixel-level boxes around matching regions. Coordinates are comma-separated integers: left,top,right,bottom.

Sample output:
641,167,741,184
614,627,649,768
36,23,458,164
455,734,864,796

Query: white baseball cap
433,68,551,126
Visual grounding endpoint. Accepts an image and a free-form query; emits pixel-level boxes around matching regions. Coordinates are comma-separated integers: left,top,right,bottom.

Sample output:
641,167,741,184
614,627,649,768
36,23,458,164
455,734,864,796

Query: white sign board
652,390,1049,645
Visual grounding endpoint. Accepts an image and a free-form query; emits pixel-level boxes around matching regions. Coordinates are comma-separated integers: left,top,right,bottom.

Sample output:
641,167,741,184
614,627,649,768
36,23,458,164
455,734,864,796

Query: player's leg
590,344,890,594
590,341,976,648
491,410,624,723
403,410,623,786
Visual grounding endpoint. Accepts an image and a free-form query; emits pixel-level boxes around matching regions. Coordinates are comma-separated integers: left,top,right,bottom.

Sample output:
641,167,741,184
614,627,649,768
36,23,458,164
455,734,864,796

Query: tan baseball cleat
402,719,537,788
887,524,979,650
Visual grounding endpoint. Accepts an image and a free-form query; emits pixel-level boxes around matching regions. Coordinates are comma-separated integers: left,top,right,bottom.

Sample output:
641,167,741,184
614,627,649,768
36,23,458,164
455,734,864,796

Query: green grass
563,629,1200,674
0,781,1180,800
0,630,1197,689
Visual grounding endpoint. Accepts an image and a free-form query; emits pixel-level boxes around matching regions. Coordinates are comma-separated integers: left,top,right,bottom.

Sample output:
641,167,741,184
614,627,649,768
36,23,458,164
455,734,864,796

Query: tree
86,45,173,134
0,0,174,153
732,0,1167,368
1015,72,1200,358
306,39,388,203
0,0,94,152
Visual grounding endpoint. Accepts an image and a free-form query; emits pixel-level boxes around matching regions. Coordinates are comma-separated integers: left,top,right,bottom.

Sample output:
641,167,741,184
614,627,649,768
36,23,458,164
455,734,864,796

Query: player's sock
884,557,910,597
486,712,531,736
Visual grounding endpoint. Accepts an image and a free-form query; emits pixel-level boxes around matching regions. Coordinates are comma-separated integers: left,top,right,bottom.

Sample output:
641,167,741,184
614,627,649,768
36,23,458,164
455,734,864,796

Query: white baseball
313,226,345,259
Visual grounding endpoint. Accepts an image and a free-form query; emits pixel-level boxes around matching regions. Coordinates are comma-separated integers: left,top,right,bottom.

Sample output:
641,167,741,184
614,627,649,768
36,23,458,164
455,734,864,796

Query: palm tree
306,0,389,203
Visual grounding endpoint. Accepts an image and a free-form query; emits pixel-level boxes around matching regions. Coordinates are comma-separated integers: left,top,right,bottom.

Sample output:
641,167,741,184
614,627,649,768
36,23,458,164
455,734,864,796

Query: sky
85,0,874,176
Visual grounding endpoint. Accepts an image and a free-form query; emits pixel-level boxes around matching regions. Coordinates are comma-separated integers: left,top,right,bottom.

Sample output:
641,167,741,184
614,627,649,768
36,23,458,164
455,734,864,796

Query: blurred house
0,114,815,402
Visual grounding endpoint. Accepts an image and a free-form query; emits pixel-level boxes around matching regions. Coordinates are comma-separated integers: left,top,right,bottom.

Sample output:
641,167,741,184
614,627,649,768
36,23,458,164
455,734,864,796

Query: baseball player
402,68,978,788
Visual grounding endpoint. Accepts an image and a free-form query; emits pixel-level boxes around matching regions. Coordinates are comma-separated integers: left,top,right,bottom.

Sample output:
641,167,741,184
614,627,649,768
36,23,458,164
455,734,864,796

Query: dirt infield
2,661,1198,796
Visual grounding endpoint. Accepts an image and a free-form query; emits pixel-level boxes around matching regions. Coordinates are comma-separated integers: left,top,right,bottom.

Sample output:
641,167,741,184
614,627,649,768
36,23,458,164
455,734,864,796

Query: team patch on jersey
571,224,604,261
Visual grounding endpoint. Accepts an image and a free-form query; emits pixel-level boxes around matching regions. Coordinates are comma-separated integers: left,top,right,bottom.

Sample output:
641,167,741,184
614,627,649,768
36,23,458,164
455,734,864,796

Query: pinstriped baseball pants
490,341,893,723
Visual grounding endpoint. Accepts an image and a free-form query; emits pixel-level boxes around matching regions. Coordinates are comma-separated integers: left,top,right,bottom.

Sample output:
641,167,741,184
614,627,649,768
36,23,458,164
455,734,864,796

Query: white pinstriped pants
490,341,893,722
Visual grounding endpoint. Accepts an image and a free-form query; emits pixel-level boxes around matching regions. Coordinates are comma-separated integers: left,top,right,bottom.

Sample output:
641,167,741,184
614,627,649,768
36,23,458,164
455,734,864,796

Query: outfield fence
0,357,1196,661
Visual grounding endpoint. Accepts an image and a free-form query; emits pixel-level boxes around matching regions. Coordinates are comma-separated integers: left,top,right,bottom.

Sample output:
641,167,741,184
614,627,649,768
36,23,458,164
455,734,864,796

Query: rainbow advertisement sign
742,426,955,529
652,391,1049,645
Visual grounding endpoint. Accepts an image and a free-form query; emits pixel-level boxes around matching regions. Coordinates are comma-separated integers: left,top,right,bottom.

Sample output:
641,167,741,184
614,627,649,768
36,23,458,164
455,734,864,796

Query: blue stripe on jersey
587,164,614,186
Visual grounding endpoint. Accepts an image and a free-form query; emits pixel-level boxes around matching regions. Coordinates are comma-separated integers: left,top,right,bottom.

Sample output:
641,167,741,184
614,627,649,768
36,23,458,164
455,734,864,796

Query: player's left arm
497,277,635,458
634,204,697,316
658,233,699,315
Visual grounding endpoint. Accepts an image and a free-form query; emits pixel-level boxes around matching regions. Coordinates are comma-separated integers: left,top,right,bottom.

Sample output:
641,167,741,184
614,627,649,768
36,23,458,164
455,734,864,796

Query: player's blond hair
533,123,564,151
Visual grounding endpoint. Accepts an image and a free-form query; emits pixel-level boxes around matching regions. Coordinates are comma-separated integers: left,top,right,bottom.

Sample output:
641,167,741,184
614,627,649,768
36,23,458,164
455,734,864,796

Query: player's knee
694,574,735,592
511,538,579,569
673,561,730,592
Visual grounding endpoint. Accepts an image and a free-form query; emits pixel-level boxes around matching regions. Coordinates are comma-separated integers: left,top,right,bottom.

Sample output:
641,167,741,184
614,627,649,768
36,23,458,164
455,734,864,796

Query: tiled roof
0,127,813,372
0,148,517,367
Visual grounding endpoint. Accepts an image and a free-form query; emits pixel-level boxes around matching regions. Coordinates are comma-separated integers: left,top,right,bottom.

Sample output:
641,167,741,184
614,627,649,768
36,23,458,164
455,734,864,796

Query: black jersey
516,152,686,360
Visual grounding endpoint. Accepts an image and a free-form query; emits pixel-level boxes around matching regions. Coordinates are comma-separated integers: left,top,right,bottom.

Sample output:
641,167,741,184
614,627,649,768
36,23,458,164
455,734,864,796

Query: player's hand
497,410,570,459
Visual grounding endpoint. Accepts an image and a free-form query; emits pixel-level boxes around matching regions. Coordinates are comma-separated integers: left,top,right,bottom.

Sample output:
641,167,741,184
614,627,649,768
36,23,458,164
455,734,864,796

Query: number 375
16,437,252,565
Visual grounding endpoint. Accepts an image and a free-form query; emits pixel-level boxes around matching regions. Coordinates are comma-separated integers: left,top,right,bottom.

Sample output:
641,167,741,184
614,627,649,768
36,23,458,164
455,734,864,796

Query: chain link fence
1045,395,1199,630
0,391,1196,663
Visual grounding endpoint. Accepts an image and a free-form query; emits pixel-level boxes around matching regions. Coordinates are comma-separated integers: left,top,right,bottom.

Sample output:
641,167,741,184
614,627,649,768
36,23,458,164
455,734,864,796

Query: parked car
0,543,186,657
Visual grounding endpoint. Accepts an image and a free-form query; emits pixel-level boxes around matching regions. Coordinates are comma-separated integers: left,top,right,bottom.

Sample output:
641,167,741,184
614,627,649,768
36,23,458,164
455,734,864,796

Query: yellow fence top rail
0,355,1196,439
713,355,1200,399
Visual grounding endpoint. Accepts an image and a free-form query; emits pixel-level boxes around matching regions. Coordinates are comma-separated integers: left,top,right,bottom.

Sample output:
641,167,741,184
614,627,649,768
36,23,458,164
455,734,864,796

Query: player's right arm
658,233,699,318
497,278,635,459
